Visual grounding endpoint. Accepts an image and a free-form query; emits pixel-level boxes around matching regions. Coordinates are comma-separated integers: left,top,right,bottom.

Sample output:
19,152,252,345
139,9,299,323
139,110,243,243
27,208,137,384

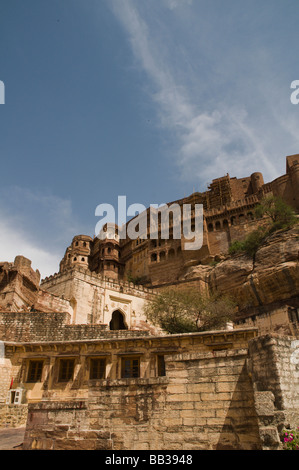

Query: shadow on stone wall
215,364,262,450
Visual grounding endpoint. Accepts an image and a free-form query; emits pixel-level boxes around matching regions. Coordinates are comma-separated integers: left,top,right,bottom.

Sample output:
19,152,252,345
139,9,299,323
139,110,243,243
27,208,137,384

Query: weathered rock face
180,226,299,317
0,256,40,311
209,255,254,308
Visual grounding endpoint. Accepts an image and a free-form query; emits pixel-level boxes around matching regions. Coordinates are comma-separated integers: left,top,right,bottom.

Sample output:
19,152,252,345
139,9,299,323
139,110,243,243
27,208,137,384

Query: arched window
151,253,157,263
223,219,228,229
208,223,214,232
109,310,127,330
215,221,221,231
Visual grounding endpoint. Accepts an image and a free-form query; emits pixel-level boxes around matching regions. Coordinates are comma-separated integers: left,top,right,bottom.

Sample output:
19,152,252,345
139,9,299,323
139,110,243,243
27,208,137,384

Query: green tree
228,240,245,255
242,226,269,257
255,195,297,231
229,197,297,258
144,288,236,334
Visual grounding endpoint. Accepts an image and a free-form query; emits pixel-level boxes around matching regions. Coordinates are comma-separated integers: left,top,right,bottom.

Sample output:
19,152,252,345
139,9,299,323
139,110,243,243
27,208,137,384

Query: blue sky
0,0,298,277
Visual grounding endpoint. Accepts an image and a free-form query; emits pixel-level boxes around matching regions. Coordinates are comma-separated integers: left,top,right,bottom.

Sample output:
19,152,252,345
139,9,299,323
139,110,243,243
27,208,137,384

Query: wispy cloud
0,215,60,279
109,0,299,186
164,0,193,10
0,187,80,278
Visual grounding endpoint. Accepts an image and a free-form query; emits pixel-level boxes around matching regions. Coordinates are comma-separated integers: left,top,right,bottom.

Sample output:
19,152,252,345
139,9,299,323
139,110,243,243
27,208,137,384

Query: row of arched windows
150,247,182,263
72,256,86,262
207,212,254,232
102,262,118,271
74,240,88,248
99,246,119,257
150,237,179,248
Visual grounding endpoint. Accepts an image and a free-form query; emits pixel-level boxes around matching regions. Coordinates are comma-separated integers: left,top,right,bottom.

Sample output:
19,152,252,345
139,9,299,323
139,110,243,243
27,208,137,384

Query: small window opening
58,359,75,382
157,355,166,376
121,357,140,378
27,360,43,383
90,358,106,380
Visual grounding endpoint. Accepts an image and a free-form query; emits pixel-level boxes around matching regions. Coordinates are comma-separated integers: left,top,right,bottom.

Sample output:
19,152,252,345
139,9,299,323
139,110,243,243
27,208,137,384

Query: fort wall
40,267,156,330
10,332,297,451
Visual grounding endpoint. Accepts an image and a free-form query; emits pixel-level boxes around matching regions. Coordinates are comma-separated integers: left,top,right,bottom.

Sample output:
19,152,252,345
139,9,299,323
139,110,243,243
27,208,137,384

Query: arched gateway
109,310,128,330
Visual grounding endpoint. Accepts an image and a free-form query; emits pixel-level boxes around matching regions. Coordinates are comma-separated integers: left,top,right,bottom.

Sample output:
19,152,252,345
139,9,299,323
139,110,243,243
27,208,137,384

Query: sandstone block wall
0,311,153,344
20,333,299,451
0,360,13,404
248,335,299,431
0,404,28,428
22,348,262,450
236,302,299,337
0,312,71,343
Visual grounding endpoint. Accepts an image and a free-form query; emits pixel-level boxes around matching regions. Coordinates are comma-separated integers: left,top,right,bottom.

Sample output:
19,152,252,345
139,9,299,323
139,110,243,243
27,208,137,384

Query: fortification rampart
41,266,155,298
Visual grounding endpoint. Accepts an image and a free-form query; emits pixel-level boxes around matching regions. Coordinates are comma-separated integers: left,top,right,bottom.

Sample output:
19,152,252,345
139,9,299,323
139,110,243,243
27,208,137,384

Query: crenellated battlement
41,265,155,297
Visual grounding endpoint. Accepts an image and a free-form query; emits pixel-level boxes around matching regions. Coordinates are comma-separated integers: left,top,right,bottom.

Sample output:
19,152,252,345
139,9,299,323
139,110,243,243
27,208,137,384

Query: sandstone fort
0,154,298,450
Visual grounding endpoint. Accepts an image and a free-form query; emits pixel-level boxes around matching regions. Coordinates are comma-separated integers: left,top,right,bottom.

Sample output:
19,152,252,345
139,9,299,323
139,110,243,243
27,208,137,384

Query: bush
255,195,297,230
228,228,267,257
242,227,268,257
126,271,144,285
228,240,245,255
144,288,236,334
229,197,297,259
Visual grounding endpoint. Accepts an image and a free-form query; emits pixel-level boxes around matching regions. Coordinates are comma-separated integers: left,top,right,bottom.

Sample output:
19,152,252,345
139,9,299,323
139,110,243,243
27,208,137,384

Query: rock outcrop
179,225,299,321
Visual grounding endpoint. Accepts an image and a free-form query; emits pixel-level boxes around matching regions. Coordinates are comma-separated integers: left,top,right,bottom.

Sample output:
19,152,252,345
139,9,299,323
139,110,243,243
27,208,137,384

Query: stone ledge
28,400,87,411
89,377,169,388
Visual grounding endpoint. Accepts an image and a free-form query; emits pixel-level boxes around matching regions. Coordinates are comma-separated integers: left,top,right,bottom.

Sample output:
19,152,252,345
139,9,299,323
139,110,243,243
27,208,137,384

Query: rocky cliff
180,225,299,323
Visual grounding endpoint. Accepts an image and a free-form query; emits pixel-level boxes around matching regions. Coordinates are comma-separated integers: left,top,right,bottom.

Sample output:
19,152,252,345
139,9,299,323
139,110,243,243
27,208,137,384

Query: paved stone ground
0,427,25,450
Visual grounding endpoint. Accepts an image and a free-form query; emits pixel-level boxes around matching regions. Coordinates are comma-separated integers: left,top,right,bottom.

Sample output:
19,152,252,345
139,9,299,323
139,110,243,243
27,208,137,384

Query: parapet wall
0,311,71,343
0,311,151,343
41,267,155,299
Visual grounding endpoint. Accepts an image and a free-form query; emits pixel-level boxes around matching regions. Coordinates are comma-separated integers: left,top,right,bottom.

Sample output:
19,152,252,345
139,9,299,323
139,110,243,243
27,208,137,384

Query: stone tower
90,223,122,281
59,235,93,273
